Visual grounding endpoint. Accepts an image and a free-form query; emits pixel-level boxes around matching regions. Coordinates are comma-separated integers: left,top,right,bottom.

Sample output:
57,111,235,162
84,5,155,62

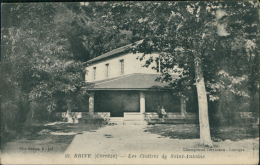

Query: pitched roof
87,40,144,64
88,73,179,90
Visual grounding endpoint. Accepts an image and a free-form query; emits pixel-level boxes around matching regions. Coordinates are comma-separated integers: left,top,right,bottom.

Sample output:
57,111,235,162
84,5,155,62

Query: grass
2,122,104,154
145,124,259,141
2,122,258,154
210,125,259,141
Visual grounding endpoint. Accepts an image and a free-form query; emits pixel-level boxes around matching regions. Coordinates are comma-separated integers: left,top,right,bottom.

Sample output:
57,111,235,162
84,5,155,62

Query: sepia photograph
1,1,259,164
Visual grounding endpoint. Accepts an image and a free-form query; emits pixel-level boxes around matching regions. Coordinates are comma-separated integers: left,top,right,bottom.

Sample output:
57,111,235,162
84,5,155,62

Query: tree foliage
1,2,258,145
1,4,87,134
106,1,258,113
1,2,143,136
98,1,259,146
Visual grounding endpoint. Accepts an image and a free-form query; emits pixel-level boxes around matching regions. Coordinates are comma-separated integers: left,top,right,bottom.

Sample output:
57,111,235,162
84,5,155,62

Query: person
161,106,167,122
157,106,162,118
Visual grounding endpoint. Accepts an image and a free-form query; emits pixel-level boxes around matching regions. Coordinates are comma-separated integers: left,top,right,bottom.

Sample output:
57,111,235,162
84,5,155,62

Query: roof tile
88,73,179,90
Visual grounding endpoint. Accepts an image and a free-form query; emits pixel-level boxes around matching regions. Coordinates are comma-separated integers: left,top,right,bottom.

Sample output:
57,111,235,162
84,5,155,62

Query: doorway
94,91,140,117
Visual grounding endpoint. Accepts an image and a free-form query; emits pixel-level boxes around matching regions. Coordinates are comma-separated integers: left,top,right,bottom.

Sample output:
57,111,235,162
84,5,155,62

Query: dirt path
65,124,180,154
63,124,258,164
2,124,258,164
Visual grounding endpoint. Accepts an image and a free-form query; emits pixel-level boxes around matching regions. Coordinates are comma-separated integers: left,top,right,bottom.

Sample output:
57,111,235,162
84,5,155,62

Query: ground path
65,124,187,154
2,124,258,164
64,124,258,164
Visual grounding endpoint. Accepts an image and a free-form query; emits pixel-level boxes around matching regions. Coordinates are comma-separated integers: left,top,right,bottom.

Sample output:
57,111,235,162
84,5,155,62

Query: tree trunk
216,90,226,126
248,51,259,122
195,57,213,147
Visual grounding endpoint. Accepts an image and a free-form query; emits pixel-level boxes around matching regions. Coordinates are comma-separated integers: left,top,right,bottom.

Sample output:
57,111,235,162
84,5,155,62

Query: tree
1,2,258,147
1,3,90,134
1,2,136,135
105,1,258,146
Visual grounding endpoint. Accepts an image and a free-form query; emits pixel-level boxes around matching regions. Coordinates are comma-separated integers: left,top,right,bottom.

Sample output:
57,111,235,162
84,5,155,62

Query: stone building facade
81,41,197,123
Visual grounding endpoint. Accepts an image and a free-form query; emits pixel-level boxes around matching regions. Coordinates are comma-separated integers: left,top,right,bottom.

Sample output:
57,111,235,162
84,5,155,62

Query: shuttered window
105,63,109,78
120,59,124,74
93,67,96,80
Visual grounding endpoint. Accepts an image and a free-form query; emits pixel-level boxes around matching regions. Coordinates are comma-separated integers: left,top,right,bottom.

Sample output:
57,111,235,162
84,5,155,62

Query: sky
216,9,230,36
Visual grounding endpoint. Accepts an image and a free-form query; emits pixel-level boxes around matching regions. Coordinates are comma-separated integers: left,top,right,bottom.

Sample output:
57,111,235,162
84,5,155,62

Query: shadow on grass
145,124,200,139
2,122,104,154
210,125,259,141
144,124,259,141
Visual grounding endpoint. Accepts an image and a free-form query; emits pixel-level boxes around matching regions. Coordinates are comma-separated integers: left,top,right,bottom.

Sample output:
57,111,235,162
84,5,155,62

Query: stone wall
144,112,198,120
55,112,110,120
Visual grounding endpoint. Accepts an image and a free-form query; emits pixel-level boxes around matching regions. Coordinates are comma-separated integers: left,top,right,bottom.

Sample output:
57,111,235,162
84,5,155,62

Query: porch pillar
140,92,145,115
181,97,187,118
89,92,95,115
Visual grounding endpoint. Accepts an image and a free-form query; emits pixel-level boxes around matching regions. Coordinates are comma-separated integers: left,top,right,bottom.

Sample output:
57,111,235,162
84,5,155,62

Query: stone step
109,118,124,125
109,119,147,125
108,121,125,125
124,113,144,121
109,117,124,121
124,120,147,125
124,118,144,121
109,119,124,121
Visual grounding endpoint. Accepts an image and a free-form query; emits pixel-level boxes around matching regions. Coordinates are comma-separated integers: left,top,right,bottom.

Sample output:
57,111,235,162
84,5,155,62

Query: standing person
157,105,162,119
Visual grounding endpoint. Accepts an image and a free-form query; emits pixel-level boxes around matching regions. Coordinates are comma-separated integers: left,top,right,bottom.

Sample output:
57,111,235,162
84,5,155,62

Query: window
120,59,124,74
156,57,162,73
105,63,109,78
93,67,96,80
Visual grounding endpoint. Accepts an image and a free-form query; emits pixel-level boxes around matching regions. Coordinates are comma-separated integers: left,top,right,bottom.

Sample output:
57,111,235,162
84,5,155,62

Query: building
82,41,198,124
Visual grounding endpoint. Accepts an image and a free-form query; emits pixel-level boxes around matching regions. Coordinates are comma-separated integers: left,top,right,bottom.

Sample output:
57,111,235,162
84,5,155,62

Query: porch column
89,92,95,115
181,97,187,117
140,92,145,115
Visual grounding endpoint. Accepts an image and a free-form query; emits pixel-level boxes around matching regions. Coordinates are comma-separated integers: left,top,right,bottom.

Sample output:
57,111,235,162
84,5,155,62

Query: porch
56,73,198,124
87,90,195,120
55,111,198,125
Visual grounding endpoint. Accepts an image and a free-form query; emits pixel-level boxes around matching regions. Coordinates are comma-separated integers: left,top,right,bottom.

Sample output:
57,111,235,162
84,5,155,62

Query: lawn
2,122,104,154
2,122,258,155
145,124,259,141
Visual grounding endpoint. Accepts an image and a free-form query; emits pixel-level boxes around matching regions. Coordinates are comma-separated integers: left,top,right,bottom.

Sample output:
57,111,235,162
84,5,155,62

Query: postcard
1,1,259,164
